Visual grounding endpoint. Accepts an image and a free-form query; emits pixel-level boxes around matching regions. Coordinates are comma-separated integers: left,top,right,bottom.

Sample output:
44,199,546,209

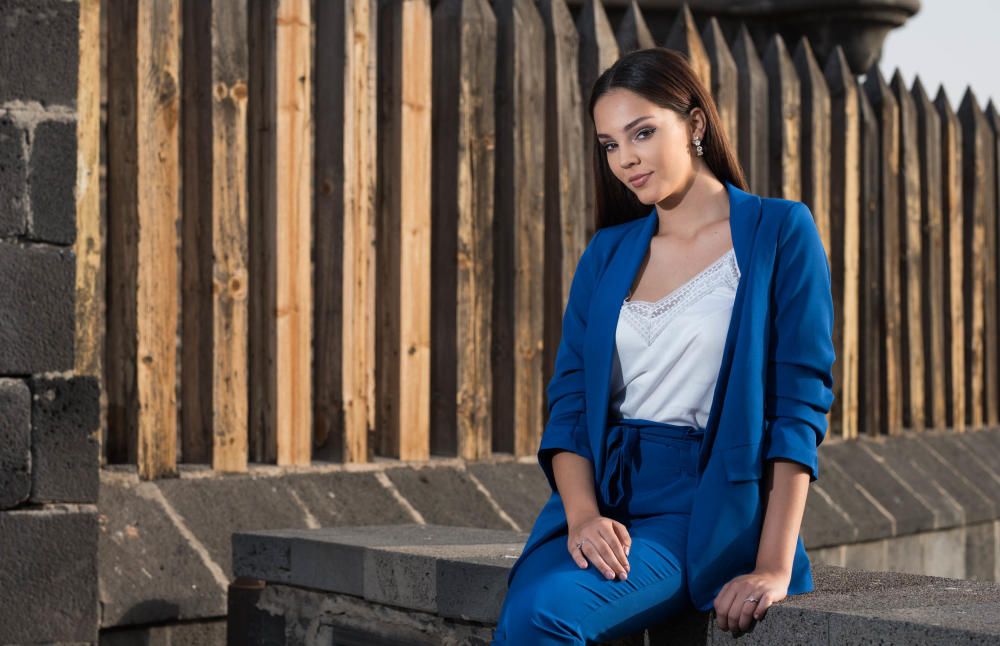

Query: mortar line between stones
810,481,857,540
826,458,897,535
137,483,230,589
953,434,1000,486
461,467,522,532
898,450,968,525
915,436,997,510
288,488,321,529
374,471,426,524
857,442,939,526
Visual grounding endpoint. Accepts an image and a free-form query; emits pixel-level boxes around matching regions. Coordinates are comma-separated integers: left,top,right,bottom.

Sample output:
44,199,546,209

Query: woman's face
593,88,703,204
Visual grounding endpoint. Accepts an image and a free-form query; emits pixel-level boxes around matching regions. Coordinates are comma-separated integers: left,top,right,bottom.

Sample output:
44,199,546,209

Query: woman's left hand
712,568,790,634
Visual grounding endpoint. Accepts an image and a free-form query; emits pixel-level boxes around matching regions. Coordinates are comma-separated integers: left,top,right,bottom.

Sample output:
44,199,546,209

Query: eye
636,127,655,139
603,141,617,153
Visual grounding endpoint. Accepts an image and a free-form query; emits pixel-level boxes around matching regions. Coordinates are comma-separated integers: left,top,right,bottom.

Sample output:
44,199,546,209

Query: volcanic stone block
0,378,31,509
0,508,98,643
29,375,100,503
0,240,74,373
0,114,28,236
98,479,227,627
0,0,80,106
466,461,550,531
384,466,513,529
28,119,77,244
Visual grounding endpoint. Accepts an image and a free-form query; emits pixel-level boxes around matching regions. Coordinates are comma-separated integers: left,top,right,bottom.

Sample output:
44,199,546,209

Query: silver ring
744,596,759,604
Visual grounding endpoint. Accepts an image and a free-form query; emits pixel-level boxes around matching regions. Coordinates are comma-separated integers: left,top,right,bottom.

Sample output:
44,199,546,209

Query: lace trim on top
621,247,740,345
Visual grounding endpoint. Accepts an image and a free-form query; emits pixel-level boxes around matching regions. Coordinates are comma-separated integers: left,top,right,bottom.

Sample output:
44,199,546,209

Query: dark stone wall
0,0,100,643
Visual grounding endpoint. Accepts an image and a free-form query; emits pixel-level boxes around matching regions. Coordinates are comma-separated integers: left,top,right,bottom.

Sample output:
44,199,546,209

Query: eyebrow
596,115,654,140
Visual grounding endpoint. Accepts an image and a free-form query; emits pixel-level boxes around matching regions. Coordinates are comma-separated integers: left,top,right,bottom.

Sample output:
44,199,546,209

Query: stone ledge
99,428,1000,631
230,524,1000,645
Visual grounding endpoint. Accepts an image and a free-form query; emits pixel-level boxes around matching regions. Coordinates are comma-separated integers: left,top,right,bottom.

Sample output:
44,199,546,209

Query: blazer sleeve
537,229,604,494
763,201,836,482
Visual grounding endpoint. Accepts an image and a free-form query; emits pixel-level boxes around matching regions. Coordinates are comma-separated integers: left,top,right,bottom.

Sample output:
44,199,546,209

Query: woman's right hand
567,514,632,580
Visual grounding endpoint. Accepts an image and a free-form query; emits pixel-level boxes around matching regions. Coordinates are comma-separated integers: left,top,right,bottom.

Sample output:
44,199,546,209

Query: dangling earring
693,136,704,157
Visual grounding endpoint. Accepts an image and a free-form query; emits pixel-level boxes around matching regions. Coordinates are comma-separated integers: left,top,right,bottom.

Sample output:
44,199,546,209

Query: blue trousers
492,418,705,645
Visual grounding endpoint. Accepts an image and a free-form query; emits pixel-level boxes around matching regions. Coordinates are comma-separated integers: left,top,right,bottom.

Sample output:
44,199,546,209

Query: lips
629,171,652,188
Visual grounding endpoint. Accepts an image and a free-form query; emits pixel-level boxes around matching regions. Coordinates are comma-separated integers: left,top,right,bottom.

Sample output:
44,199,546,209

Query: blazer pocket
723,442,763,482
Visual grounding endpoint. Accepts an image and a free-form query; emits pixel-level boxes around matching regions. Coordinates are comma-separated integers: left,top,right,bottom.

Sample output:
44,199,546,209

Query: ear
689,107,708,140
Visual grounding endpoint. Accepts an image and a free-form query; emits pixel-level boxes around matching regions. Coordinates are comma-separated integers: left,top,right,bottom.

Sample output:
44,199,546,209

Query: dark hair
588,47,748,229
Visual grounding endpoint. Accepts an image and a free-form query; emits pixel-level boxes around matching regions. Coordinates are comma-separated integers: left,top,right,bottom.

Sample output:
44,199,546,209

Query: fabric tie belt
599,417,704,511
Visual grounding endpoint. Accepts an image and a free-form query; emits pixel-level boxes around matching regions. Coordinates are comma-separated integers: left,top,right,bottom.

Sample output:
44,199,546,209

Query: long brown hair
588,47,747,229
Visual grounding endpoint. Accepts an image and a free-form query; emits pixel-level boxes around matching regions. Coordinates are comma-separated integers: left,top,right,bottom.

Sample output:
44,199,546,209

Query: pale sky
877,0,999,111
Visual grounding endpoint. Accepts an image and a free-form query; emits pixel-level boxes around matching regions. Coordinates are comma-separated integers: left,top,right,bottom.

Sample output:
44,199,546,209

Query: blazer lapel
583,207,657,479
696,183,762,472
583,181,763,480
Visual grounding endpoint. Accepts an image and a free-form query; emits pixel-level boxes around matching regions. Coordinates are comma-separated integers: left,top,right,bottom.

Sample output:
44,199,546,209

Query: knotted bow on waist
598,417,704,511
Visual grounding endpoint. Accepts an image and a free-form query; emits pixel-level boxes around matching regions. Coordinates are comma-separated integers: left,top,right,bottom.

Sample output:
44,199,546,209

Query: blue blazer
508,180,836,612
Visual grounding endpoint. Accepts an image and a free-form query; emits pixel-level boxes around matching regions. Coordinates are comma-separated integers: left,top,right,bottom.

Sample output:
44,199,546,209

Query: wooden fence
78,0,1000,479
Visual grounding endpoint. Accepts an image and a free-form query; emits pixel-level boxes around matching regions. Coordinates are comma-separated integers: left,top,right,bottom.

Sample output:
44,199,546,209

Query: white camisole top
609,247,741,428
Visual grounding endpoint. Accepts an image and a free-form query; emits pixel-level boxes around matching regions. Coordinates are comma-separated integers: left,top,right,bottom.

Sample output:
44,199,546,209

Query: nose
619,153,639,170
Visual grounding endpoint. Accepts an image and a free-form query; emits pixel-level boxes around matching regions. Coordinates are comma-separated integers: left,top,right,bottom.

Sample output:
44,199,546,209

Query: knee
494,578,586,643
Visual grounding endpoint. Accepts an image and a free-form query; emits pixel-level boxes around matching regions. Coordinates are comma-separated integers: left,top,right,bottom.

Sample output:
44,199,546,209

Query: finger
599,525,630,574
712,583,729,630
727,587,752,633
567,538,588,569
714,584,735,631
593,534,625,579
581,540,616,580
738,591,761,632
752,591,771,621
612,521,632,557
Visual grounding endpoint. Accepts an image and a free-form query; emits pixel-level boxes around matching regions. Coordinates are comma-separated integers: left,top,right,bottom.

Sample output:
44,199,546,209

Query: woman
491,47,835,644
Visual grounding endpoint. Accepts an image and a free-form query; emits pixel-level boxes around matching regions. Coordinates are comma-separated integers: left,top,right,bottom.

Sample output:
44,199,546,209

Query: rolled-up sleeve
537,230,604,494
763,202,836,482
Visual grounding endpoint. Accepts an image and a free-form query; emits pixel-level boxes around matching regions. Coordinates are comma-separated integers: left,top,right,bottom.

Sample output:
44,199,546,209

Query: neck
653,167,728,238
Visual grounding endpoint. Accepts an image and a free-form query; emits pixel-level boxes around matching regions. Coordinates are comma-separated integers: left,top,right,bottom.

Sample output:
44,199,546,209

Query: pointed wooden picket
823,46,860,440
934,86,967,431
911,77,948,431
891,69,926,432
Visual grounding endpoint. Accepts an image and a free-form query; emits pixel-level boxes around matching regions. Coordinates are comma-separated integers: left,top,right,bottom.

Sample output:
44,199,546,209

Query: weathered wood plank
824,47,859,440
248,0,312,465
576,0,619,241
980,100,1000,427
106,0,139,465
891,69,926,432
663,5,710,91
493,0,547,457
911,77,947,431
615,0,655,54
762,33,800,200
863,66,903,435
430,0,496,459
312,0,378,463
934,87,966,431
75,0,104,461
858,81,884,436
248,0,277,463
538,0,587,427
106,0,182,478
210,0,250,471
987,100,1000,427
181,0,214,464
793,38,830,254
731,24,768,195
273,0,312,465
376,0,433,460
701,17,737,158
957,88,989,428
